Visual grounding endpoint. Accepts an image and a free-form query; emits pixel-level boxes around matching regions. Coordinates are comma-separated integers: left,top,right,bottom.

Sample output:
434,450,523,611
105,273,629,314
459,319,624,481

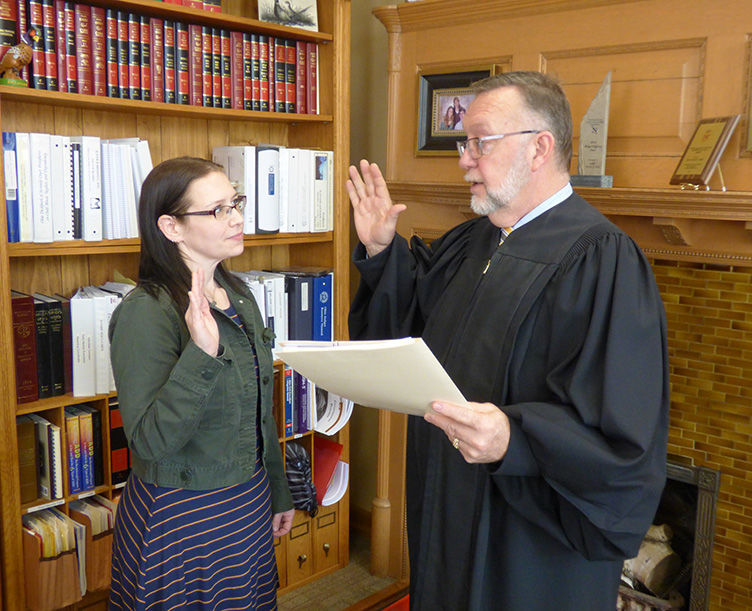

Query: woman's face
171,171,245,270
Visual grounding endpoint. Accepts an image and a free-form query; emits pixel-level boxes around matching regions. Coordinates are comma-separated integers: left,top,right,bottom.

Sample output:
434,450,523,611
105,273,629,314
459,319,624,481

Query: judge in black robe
347,72,669,611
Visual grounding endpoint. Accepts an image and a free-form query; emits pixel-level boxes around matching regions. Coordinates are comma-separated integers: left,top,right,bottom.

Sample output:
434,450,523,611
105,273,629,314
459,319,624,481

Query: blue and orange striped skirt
109,457,278,610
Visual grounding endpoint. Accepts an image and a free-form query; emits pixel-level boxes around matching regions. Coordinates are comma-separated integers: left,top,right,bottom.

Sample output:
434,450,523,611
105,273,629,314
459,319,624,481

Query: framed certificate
670,115,741,186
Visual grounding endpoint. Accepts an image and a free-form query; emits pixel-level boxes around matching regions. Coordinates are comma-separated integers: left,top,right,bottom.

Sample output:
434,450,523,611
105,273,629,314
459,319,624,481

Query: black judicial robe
349,193,670,611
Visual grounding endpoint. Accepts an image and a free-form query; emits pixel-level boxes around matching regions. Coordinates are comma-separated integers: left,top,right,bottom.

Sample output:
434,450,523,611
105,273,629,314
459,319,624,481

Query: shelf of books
0,0,351,608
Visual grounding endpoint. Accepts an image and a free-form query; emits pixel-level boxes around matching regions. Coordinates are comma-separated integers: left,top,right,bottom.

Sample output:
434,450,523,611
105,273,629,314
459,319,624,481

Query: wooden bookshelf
0,1,351,608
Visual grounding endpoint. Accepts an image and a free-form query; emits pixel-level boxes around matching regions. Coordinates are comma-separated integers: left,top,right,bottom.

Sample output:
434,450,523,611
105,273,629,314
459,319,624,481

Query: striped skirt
109,457,278,610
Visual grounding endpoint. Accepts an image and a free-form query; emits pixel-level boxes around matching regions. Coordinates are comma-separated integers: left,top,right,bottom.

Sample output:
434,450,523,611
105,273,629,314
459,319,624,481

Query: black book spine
33,298,52,398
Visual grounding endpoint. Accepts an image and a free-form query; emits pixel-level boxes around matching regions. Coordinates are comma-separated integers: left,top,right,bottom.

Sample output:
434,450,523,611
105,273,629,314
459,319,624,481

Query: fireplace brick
650,258,752,609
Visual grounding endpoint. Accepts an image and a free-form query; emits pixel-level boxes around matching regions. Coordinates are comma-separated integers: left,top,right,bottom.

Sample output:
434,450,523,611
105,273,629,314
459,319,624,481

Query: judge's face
169,171,245,270
459,87,537,221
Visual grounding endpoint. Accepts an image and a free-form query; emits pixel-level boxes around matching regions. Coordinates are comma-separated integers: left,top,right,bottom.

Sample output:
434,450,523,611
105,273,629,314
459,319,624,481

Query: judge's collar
508,183,573,232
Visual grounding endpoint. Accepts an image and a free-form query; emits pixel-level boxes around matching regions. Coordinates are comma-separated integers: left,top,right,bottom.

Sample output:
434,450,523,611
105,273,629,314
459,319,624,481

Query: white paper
275,337,466,416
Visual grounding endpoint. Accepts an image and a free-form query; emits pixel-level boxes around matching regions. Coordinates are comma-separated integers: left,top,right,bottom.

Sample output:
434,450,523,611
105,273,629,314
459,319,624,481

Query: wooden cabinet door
286,511,313,584
313,506,339,573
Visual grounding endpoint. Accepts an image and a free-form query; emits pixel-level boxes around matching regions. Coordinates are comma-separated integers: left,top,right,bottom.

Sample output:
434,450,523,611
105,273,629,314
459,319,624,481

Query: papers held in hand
274,337,466,416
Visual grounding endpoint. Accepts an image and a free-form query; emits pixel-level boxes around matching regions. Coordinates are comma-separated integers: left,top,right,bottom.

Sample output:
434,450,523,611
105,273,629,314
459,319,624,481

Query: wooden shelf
7,232,333,257
0,86,333,123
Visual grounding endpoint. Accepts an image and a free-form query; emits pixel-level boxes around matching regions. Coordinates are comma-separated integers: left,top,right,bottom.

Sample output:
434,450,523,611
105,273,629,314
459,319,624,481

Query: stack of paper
275,337,466,416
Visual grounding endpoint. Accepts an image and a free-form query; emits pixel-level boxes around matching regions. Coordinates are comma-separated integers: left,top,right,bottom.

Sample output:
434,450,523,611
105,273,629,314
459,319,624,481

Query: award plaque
670,115,741,187
571,72,613,188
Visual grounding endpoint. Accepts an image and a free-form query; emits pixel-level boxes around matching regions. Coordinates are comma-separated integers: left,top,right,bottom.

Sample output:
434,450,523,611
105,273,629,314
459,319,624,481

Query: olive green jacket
108,274,293,514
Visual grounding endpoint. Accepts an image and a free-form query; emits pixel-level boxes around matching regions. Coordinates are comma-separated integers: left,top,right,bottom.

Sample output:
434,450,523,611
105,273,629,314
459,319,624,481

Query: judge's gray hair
471,71,573,172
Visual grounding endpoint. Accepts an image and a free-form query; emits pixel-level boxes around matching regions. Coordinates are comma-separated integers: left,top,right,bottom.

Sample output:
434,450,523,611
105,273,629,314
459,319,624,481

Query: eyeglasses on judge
175,194,247,220
456,130,541,159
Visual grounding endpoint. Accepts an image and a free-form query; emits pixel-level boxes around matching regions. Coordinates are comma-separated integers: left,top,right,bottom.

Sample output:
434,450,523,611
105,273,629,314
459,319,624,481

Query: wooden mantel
387,181,752,265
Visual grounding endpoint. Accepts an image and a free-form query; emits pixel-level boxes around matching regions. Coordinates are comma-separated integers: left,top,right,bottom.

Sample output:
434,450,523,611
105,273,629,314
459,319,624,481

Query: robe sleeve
349,219,480,340
491,232,669,560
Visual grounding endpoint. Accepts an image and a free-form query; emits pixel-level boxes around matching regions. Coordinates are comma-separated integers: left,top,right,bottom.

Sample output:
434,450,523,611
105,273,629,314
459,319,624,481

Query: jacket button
181,469,191,483
201,369,212,380
262,376,270,385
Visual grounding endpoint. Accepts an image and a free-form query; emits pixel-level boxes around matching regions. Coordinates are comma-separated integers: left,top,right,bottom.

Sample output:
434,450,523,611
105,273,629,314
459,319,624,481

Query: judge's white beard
469,148,531,216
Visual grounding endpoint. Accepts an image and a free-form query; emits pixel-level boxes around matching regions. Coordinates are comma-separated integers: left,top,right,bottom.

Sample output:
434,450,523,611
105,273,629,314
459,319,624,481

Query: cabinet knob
323,542,330,557
297,554,308,568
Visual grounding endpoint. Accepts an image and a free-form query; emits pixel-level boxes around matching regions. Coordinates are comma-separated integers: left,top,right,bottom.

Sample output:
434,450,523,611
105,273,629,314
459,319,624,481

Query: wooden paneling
372,1,752,601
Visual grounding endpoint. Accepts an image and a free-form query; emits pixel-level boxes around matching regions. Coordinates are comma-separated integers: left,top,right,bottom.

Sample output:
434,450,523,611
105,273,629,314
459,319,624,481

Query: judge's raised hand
424,400,511,464
346,159,406,257
186,268,220,357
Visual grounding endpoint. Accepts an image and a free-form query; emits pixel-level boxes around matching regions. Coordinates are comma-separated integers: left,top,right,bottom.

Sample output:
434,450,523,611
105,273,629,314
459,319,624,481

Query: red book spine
274,37,286,113
104,8,118,96
139,15,151,101
11,292,38,403
74,3,92,94
188,23,202,106
268,35,275,112
90,6,105,96
306,42,317,114
230,30,243,110
116,10,128,98
63,1,75,92
251,33,260,112
258,34,269,112
27,0,45,89
41,0,58,90
210,27,220,108
163,20,175,104
53,0,66,91
175,21,189,105
183,0,202,7
127,12,140,99
0,0,17,60
201,25,211,107
219,28,230,108
285,38,296,113
295,40,306,114
242,32,252,111
149,17,164,103
203,0,221,13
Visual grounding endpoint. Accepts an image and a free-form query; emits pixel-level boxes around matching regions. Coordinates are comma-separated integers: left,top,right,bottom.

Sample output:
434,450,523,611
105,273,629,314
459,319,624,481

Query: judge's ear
157,214,183,243
529,130,557,172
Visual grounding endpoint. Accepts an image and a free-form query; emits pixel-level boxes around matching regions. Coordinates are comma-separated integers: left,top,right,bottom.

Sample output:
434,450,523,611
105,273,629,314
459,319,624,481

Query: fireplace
619,456,720,610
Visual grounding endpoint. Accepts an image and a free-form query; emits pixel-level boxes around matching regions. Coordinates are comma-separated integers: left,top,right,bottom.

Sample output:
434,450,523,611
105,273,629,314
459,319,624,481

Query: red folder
313,435,343,505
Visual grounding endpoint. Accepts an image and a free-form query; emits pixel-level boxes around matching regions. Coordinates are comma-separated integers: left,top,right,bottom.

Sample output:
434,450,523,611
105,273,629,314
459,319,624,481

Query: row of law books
10,282,135,404
212,145,333,235
22,495,117,607
3,131,153,243
4,1,318,113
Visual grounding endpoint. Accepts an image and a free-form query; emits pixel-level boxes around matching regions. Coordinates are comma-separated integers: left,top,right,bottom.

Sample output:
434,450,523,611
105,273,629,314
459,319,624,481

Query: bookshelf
0,0,351,608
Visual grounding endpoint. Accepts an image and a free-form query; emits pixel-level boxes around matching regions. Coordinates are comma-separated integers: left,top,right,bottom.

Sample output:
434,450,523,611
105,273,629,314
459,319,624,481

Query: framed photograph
257,0,318,31
416,67,497,156
669,115,741,186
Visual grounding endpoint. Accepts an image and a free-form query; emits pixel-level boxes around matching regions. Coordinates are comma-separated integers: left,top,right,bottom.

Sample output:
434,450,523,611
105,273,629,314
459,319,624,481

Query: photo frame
257,0,318,31
669,115,740,187
416,67,498,156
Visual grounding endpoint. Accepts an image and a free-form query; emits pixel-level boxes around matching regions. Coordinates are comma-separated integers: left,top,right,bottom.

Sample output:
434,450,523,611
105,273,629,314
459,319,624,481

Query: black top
350,192,670,610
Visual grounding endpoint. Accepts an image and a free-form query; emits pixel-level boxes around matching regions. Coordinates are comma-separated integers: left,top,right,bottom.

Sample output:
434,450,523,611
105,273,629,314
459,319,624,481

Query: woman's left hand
272,508,296,537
